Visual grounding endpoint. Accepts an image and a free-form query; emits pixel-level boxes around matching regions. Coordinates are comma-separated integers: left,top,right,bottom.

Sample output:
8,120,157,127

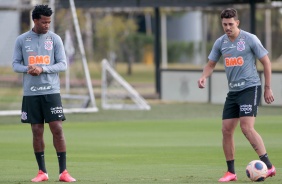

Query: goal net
0,0,98,116
101,59,151,110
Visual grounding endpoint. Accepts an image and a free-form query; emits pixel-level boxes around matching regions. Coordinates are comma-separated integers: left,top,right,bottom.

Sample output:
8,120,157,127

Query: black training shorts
21,93,66,124
222,86,261,120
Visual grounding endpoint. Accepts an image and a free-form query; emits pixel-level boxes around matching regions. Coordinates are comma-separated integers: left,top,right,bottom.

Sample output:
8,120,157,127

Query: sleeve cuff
41,66,46,73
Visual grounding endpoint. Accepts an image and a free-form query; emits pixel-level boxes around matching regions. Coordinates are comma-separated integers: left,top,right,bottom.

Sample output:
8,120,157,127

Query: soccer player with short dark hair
12,4,76,182
198,8,276,182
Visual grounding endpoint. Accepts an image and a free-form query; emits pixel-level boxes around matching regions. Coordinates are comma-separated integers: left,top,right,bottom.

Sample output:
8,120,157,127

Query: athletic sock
227,160,235,174
259,153,272,169
35,152,47,173
57,152,67,174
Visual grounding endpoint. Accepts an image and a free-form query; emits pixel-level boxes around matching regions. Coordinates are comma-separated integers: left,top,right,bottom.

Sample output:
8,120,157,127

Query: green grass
0,103,281,184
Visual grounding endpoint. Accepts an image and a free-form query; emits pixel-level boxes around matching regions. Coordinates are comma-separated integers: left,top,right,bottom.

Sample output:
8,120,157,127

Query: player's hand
27,65,43,76
198,78,206,88
264,88,274,104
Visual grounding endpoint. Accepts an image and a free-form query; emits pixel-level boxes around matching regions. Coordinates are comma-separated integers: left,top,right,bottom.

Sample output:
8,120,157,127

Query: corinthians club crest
237,41,245,51
44,41,53,50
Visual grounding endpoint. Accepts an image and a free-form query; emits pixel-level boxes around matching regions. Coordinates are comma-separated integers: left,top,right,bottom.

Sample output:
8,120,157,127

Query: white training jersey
208,29,268,92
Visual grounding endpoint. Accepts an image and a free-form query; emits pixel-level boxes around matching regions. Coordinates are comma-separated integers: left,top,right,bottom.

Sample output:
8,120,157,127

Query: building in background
167,11,204,65
0,0,21,66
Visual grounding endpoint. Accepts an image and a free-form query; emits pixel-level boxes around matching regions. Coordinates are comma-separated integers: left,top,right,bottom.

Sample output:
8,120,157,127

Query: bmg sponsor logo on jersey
240,104,252,114
28,55,50,65
50,106,63,114
225,56,244,67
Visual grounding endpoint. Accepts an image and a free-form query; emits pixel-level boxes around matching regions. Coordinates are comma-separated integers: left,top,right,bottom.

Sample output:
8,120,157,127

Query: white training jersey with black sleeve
208,29,268,92
12,30,67,96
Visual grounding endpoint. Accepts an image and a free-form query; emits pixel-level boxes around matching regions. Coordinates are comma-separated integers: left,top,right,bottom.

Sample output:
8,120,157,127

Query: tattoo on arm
251,143,258,151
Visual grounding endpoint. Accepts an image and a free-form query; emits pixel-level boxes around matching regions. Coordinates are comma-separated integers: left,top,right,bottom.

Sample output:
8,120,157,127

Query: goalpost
0,0,98,116
61,0,98,113
101,59,151,110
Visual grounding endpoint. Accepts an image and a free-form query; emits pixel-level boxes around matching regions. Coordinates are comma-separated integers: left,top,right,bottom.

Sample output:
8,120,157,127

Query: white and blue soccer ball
246,160,268,182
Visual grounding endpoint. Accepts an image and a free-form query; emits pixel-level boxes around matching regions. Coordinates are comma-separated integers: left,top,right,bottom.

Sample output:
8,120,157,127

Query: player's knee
222,127,233,136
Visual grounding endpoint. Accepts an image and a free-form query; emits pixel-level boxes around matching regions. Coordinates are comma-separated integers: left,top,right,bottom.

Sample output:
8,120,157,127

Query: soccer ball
246,160,268,182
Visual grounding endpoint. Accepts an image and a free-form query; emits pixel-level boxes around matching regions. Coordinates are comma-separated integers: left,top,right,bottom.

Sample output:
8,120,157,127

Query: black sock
259,153,272,169
227,160,235,174
35,152,47,173
57,152,66,174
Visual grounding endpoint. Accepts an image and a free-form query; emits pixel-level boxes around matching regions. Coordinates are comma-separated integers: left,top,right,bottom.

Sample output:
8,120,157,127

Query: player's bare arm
198,60,217,88
259,55,274,104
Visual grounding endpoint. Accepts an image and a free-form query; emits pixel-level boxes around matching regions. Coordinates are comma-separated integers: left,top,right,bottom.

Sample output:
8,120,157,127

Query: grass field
0,102,281,184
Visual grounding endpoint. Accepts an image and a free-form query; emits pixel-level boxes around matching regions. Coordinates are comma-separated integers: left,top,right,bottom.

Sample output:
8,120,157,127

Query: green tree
95,14,137,62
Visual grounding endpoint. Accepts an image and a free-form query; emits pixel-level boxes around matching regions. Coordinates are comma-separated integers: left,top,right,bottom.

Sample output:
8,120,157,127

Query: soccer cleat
59,170,76,182
31,170,48,182
266,165,276,178
218,171,237,182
